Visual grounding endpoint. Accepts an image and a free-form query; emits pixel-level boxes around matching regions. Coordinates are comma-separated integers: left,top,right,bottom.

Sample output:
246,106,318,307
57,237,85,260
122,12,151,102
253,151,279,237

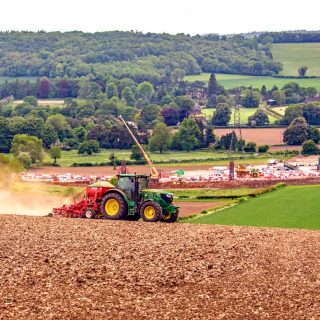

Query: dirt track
1,215,320,320
175,201,224,217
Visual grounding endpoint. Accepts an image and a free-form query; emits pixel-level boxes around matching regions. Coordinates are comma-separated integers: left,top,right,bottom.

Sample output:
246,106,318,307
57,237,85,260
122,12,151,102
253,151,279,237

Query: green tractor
100,174,179,222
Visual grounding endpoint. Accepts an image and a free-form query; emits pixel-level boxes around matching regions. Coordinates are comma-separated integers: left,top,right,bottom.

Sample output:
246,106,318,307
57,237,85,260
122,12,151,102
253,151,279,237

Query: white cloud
0,0,319,35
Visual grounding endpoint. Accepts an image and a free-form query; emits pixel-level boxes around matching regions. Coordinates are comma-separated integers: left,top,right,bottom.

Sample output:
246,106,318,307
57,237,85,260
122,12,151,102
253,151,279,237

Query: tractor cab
116,174,149,202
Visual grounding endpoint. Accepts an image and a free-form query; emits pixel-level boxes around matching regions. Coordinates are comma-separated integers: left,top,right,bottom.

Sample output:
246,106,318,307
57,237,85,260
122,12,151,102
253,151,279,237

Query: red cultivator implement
52,182,114,219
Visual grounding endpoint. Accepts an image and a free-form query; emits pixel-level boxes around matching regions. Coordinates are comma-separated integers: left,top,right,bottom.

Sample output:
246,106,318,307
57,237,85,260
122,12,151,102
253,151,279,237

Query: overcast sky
1,0,319,35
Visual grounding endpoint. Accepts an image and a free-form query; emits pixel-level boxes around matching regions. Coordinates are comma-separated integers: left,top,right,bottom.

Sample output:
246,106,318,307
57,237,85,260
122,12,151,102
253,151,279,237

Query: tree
23,96,38,106
172,119,201,151
49,146,61,164
241,89,260,108
45,114,71,141
281,105,303,125
149,122,171,153
301,140,319,155
161,105,180,126
106,82,119,99
78,140,100,155
217,132,237,150
121,87,135,106
261,85,267,97
235,139,246,151
171,68,186,83
130,145,143,161
174,95,195,121
208,73,219,96
206,94,217,108
298,66,308,77
310,126,320,143
258,145,269,153
72,127,87,143
205,125,216,146
261,36,273,45
283,117,311,145
272,90,286,106
248,110,269,126
109,152,117,169
140,104,161,126
302,103,320,125
17,152,32,169
78,81,102,99
38,78,51,98
244,142,257,152
212,104,231,126
11,134,44,163
161,95,173,106
136,81,154,102
43,125,59,148
0,117,12,153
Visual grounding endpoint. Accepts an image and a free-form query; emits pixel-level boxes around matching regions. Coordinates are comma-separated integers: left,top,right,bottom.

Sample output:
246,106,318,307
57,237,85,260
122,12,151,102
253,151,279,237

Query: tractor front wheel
81,208,96,219
161,210,178,223
100,193,127,220
140,201,162,222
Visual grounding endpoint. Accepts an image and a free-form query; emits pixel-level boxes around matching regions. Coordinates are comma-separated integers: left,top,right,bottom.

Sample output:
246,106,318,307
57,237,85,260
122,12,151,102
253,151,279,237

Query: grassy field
50,149,253,167
202,107,277,124
191,185,320,230
272,43,320,76
0,76,37,84
169,188,266,199
185,73,320,90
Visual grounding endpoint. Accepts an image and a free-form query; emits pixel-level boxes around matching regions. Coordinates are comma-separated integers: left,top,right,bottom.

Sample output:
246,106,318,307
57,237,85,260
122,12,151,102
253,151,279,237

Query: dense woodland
0,31,281,81
258,31,320,43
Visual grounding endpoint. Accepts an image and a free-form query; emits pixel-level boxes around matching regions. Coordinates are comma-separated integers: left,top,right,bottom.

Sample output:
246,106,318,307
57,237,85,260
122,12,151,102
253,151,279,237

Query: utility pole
228,90,243,181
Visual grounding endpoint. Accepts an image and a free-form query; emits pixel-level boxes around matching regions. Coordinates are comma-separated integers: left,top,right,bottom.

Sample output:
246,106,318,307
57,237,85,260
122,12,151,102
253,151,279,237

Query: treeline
258,31,320,43
0,31,281,82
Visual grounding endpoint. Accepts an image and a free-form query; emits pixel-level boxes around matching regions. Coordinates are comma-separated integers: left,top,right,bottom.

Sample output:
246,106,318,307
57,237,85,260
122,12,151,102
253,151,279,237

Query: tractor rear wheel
161,210,178,223
81,208,96,219
140,201,162,222
100,193,127,220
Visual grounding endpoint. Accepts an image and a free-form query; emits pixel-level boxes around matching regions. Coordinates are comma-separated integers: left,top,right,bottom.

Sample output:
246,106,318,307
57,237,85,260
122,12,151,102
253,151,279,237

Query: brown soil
175,201,224,217
157,177,320,189
1,215,320,319
215,127,286,145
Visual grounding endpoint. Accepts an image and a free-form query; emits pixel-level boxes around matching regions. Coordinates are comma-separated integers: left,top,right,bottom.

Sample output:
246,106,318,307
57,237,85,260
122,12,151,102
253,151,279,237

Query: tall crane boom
118,115,159,179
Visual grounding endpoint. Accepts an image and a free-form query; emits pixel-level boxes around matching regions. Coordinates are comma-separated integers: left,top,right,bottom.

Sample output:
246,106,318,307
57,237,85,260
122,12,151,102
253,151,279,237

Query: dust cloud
0,165,71,216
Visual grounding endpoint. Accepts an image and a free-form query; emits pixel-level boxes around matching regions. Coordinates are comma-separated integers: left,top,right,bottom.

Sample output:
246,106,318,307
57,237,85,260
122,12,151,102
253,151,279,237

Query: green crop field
202,107,277,124
185,73,320,90
191,185,320,230
272,43,320,76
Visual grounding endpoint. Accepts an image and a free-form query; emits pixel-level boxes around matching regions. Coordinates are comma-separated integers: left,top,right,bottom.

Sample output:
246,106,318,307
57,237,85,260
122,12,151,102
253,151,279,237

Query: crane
118,115,160,180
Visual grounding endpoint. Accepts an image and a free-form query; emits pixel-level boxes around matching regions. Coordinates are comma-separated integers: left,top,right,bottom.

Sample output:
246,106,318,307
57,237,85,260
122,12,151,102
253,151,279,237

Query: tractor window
117,177,135,199
138,177,148,191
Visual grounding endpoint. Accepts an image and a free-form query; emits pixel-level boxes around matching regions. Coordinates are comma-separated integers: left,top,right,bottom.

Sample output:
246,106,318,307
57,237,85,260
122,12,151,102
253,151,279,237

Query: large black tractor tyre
139,201,162,222
100,193,127,220
161,210,179,223
81,208,96,219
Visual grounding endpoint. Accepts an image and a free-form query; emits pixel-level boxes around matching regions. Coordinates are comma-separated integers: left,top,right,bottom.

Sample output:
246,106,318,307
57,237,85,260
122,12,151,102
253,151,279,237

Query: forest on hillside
0,31,281,82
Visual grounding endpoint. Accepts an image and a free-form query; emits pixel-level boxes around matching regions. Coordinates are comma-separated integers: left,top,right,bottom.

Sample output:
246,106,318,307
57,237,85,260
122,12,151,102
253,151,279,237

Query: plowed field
215,128,286,145
1,215,320,320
